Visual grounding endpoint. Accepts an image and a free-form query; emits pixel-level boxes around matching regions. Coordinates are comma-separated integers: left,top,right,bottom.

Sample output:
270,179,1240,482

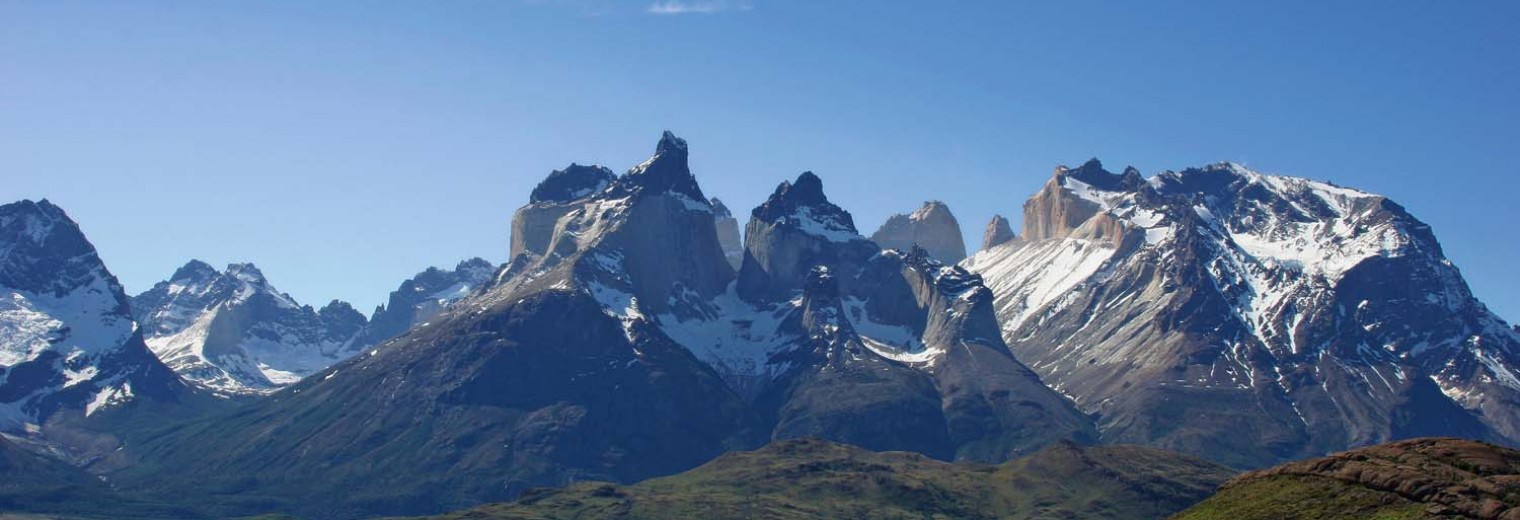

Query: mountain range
963,159,1520,467
0,132,1516,519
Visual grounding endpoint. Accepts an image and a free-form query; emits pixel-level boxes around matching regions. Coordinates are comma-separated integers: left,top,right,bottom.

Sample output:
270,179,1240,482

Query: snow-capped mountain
0,200,184,431
114,133,1092,518
132,261,367,395
347,257,495,351
963,159,1520,467
869,200,968,264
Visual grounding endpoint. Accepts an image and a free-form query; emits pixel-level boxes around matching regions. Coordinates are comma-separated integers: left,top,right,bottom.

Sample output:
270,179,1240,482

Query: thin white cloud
647,0,752,15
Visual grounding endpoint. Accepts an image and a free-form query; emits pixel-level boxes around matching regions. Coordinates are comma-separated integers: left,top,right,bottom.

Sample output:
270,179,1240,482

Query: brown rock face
1020,164,1105,242
1225,438,1520,520
869,200,967,263
980,214,1017,251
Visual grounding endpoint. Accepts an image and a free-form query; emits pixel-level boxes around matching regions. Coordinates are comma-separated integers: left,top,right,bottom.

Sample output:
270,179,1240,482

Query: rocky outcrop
965,159,1520,468
0,200,185,431
710,197,743,270
1206,438,1520,520
133,261,369,394
981,214,1017,251
870,200,968,263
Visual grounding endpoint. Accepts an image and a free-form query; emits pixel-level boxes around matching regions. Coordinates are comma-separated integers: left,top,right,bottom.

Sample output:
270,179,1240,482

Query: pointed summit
621,131,704,201
169,259,219,283
981,214,1017,251
657,130,688,154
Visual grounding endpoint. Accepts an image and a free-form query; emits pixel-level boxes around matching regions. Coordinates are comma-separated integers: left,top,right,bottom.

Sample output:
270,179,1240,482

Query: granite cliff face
965,159,1520,468
870,200,968,264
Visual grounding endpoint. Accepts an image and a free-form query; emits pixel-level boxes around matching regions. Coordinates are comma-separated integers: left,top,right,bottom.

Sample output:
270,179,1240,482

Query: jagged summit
755,172,830,217
133,261,368,394
529,163,615,204
349,257,497,352
1055,158,1145,192
750,171,861,241
225,262,271,285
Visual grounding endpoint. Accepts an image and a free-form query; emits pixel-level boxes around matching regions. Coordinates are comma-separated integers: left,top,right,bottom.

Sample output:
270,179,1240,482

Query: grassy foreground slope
397,438,1233,520
0,436,195,519
1172,437,1520,520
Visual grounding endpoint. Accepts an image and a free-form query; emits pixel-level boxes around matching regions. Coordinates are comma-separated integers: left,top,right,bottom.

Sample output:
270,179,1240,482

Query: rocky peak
529,163,615,204
352,257,498,352
751,172,858,235
617,130,705,201
0,200,124,301
1,199,179,427
1058,158,1146,193
755,172,829,218
0,199,69,247
225,262,268,285
739,171,873,301
170,259,220,284
981,214,1017,251
319,299,363,322
133,259,368,394
869,200,967,264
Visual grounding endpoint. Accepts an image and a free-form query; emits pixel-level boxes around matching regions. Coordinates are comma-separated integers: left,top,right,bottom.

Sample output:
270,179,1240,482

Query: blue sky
3,1,1517,320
